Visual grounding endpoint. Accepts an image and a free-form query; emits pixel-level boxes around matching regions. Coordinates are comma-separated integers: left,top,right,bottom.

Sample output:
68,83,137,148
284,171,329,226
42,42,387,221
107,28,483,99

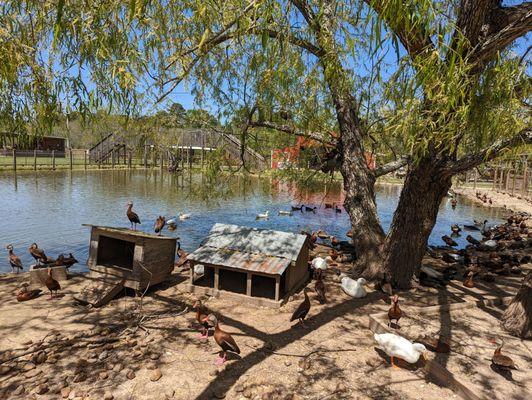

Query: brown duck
442,235,458,247
388,294,402,328
314,270,326,304
126,201,141,230
29,243,47,265
154,215,166,236
6,245,23,273
492,342,517,370
193,300,212,339
45,268,61,299
17,287,42,302
204,314,240,365
55,253,78,268
290,287,311,326
463,272,474,288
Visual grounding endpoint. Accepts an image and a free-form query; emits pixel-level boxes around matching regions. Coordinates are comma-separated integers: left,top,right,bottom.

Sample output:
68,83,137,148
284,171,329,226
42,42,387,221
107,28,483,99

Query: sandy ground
1,243,530,400
454,187,532,215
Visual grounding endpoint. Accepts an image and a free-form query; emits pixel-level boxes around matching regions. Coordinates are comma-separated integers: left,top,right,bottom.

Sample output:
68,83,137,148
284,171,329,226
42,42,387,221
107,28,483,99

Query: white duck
179,213,191,220
278,210,293,216
339,274,367,298
310,256,332,271
374,333,427,367
167,218,177,225
256,211,269,219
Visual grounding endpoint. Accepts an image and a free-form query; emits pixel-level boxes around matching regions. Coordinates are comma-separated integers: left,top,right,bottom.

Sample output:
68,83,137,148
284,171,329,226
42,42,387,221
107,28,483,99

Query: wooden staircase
88,133,127,163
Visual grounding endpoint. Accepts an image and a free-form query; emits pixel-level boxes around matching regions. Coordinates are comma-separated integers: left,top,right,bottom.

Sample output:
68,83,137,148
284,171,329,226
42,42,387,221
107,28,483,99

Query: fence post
33,149,37,171
160,152,164,171
189,146,192,169
69,148,73,170
492,166,497,190
523,158,528,197
128,150,132,169
52,150,56,170
512,161,517,195
84,151,87,170
99,150,102,169
12,149,16,171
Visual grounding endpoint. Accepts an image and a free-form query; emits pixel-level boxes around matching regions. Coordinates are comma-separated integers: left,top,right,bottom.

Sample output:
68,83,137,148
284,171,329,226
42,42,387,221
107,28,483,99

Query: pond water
0,170,506,273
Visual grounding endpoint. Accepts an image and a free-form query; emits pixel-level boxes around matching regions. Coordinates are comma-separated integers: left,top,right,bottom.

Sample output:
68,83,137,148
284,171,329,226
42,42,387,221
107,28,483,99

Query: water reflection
0,170,505,273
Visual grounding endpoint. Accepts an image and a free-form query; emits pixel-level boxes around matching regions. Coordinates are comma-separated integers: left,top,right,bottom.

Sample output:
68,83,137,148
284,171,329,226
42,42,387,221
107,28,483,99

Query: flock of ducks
256,203,342,220
6,243,78,274
126,201,191,235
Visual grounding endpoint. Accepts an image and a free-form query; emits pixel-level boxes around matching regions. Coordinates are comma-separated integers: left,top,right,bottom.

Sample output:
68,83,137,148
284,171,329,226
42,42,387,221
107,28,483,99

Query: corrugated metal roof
187,246,292,275
198,223,307,261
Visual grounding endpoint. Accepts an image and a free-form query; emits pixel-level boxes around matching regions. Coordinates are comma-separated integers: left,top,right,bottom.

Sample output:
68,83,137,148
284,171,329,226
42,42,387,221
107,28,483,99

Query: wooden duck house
85,225,177,291
187,223,310,308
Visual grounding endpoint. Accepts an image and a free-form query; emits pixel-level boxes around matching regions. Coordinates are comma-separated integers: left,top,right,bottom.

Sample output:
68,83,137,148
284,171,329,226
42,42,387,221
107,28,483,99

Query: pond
0,170,505,273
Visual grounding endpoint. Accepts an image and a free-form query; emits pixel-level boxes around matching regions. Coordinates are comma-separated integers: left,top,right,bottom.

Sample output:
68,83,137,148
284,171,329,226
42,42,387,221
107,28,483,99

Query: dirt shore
0,243,530,400
453,187,532,215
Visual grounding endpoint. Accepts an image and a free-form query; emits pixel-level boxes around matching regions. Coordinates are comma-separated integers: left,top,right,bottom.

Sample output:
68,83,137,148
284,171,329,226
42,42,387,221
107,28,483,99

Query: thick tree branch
447,127,532,175
374,156,410,177
363,0,434,60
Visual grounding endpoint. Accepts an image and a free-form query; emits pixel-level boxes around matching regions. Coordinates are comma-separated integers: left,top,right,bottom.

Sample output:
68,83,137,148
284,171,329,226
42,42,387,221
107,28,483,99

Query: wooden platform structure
187,223,310,308
85,225,177,291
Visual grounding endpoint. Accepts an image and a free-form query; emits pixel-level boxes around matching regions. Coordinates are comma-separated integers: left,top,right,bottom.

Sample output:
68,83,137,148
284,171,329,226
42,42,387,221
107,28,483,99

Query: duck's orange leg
391,356,399,369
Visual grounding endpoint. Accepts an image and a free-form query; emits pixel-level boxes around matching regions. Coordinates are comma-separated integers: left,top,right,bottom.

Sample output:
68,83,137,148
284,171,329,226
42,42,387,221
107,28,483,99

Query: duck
418,337,451,353
126,201,141,230
290,287,311,326
314,270,326,304
45,268,61,299
451,224,461,234
339,274,367,298
17,286,42,302
278,210,293,216
463,224,480,231
491,341,517,370
203,314,240,365
179,213,191,220
328,248,338,260
374,333,428,367
154,215,166,235
55,253,78,268
466,235,481,246
346,230,353,238
193,264,205,276
316,230,330,239
193,300,212,339
6,245,23,273
291,205,304,212
304,206,317,212
310,256,332,271
450,199,457,209
324,203,334,209
388,294,402,328
474,219,488,228
463,271,474,288
441,235,458,247
256,211,269,219
28,243,48,265
334,205,342,213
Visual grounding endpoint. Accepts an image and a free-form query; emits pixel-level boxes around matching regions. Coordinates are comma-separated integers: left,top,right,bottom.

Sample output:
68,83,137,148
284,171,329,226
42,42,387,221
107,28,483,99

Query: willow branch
374,156,410,177
249,120,333,145
448,127,532,175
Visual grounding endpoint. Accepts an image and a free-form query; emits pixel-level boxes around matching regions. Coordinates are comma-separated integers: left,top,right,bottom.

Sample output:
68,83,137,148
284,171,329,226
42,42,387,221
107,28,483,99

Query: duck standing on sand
388,294,402,328
29,243,47,265
6,245,23,273
193,300,213,339
374,333,427,368
45,268,61,299
154,216,166,236
314,270,326,304
290,287,311,326
126,201,141,230
203,314,240,365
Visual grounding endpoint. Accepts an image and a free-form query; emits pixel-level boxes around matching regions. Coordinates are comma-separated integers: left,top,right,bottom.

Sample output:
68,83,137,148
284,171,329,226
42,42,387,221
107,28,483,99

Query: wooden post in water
143,145,148,169
12,149,16,171
189,146,192,169
33,149,37,171
512,160,517,195
160,152,164,171
473,169,477,189
84,151,87,170
128,150,132,169
111,150,115,168
181,147,185,170
52,150,56,170
69,148,73,170
98,150,102,169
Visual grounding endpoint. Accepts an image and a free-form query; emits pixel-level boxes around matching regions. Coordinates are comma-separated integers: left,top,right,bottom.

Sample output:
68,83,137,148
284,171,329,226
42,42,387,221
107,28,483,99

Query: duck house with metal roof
83,225,177,296
187,223,310,308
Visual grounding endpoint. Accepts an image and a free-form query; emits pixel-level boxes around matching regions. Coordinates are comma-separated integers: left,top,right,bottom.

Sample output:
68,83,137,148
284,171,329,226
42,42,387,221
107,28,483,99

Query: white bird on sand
179,213,191,220
374,333,428,367
310,256,332,271
256,211,269,219
340,274,367,298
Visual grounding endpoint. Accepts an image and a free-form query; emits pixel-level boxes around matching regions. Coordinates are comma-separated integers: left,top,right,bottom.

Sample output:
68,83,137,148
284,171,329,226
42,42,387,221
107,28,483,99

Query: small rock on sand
150,368,162,381
149,353,160,360
61,387,71,398
34,384,48,395
125,369,136,380
146,362,158,370
23,362,36,371
13,385,25,395
113,364,123,372
0,365,11,375
98,351,109,360
24,368,42,378
103,392,114,400
99,371,109,380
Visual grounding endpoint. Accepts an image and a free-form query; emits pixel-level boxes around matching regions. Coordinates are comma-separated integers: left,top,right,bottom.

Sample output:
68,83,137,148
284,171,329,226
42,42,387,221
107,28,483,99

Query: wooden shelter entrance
187,223,309,308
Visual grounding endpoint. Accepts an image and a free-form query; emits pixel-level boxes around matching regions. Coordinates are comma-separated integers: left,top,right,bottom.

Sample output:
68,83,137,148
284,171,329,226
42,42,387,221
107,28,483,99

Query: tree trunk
501,272,532,339
380,157,453,289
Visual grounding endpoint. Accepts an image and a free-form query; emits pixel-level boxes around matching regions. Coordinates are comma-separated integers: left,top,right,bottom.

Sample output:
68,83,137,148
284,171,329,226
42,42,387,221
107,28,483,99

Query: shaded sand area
0,245,530,400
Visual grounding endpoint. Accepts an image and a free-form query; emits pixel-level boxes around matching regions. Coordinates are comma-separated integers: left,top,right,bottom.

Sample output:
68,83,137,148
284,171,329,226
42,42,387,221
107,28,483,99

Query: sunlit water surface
0,170,505,273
